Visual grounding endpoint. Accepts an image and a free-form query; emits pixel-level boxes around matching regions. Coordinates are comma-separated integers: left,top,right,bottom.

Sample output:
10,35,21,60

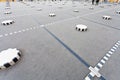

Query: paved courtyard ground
0,1,120,80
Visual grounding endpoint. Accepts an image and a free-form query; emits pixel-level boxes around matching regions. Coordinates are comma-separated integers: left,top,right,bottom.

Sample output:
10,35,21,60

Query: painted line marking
0,26,38,38
106,53,111,57
18,30,22,33
14,31,17,34
115,44,118,47
40,25,45,27
0,2,119,40
97,63,103,68
116,43,120,45
88,66,101,77
22,29,25,32
89,72,95,77
43,27,90,68
102,58,107,62
103,56,108,61
9,33,13,35
33,27,36,29
113,46,117,50
26,28,29,31
37,26,40,28
85,76,92,80
4,34,8,36
111,49,115,52
118,41,120,43
0,35,3,37
108,51,113,54
30,28,33,30
101,59,105,64
100,61,104,65
85,41,119,80
94,67,99,71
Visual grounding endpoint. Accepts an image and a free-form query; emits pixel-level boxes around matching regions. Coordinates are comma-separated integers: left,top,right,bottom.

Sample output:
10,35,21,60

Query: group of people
92,0,100,5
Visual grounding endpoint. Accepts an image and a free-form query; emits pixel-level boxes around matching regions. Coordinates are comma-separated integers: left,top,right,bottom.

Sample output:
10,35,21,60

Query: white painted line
116,43,120,45
33,27,36,29
9,33,13,35
18,31,22,33
4,34,8,36
90,72,95,77
118,41,120,43
111,49,115,52
0,35,3,37
85,76,91,80
113,46,117,50
103,56,108,61
108,51,113,54
45,24,49,26
85,40,120,80
106,53,111,57
40,25,45,27
76,16,80,18
22,29,25,32
49,23,53,25
89,66,101,77
37,26,40,28
45,23,50,26
30,28,33,30
94,67,99,71
14,31,17,34
44,24,47,26
101,59,106,64
115,44,118,47
26,28,29,31
97,63,103,68
113,46,117,49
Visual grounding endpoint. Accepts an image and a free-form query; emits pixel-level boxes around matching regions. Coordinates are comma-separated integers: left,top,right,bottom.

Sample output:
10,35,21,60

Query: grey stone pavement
0,1,120,80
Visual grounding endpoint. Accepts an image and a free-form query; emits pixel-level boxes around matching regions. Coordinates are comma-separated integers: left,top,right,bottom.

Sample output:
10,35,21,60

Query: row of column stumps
21,1,119,14
2,1,120,26
23,2,120,20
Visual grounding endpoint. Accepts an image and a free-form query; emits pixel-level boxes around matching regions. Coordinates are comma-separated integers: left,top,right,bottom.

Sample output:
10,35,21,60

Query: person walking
96,0,100,5
92,0,95,5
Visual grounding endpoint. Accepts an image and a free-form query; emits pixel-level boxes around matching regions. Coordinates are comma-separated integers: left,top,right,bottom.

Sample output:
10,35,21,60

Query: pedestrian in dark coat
96,0,100,5
92,0,95,5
